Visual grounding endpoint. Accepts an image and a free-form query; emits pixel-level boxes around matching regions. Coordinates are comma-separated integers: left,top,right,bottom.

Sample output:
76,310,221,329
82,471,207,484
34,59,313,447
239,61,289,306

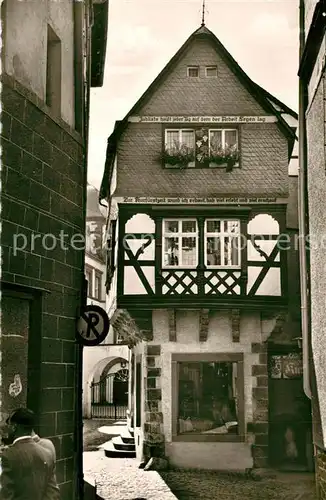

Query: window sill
208,162,240,169
205,266,241,270
172,434,245,443
164,162,195,169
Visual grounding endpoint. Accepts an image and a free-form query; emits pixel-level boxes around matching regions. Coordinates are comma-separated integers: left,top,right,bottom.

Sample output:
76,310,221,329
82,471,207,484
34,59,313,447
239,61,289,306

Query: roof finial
201,0,206,26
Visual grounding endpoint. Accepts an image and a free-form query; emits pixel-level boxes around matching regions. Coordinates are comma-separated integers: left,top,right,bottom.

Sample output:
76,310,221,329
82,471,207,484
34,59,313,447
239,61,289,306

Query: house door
268,350,313,471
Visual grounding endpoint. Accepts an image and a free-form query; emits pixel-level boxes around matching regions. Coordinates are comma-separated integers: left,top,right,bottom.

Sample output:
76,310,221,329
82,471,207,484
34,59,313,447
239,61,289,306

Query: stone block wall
143,344,165,460
250,342,269,468
1,73,85,499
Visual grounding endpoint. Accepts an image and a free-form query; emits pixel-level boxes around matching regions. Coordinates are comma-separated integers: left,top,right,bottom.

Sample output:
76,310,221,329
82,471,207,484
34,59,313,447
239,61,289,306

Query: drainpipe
298,0,312,400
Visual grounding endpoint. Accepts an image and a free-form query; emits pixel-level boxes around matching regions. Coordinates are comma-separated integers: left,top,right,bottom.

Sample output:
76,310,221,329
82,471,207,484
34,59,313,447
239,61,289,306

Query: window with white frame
165,129,195,154
205,66,217,77
187,66,199,77
205,220,241,268
163,219,198,267
209,129,238,155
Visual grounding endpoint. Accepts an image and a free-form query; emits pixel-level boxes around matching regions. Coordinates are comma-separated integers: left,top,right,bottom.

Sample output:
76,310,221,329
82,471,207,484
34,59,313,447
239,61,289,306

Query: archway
83,348,128,418
90,359,129,419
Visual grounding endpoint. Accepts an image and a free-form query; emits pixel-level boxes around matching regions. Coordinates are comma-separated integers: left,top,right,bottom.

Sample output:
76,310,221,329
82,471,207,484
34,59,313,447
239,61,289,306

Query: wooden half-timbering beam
199,309,210,342
169,309,176,342
231,309,241,342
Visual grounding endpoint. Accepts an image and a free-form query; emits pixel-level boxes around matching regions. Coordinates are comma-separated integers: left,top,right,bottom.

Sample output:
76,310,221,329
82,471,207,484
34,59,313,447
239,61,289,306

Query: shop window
173,354,245,441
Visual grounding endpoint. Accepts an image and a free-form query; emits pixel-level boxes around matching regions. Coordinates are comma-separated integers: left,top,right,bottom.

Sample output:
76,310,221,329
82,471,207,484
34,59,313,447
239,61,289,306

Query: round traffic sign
76,305,110,346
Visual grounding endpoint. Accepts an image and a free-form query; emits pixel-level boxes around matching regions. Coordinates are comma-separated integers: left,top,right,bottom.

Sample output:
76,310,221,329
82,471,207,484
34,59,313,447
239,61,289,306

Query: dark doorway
113,369,129,406
268,347,313,471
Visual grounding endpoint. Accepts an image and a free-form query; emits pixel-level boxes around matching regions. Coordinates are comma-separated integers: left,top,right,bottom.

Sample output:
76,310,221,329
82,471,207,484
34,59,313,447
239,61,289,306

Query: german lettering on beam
169,309,176,342
199,309,210,342
231,309,241,343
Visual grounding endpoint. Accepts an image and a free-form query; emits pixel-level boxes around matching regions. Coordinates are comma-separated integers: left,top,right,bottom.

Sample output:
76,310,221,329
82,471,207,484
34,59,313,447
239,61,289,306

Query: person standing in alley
0,408,60,499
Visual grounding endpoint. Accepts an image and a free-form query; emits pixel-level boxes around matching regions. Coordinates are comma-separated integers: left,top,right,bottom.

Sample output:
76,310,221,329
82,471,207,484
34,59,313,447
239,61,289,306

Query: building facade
1,1,108,498
82,185,128,420
298,0,326,497
100,24,310,472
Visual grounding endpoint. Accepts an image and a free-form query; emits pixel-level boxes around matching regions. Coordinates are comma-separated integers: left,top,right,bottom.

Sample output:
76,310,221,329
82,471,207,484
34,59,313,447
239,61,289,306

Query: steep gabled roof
100,24,297,201
255,84,298,119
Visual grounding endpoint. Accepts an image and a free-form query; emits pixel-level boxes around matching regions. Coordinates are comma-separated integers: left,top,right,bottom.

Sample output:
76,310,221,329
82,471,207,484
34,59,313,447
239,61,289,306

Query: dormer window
187,66,199,77
206,66,218,77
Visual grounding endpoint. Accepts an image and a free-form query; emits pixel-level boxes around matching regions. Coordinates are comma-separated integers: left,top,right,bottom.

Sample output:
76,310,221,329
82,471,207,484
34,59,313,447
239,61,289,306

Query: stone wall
1,73,84,500
250,342,269,468
143,344,165,460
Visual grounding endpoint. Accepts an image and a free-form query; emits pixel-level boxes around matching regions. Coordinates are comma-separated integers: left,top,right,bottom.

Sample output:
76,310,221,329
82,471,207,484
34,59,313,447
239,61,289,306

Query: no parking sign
76,305,110,346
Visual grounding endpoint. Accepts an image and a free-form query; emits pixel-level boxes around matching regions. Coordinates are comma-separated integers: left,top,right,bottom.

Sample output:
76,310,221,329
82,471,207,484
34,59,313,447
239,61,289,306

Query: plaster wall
4,0,75,127
306,69,326,442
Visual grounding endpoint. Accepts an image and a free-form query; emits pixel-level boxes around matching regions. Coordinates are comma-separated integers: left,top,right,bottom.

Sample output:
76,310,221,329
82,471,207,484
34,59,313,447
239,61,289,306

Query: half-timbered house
99,24,312,471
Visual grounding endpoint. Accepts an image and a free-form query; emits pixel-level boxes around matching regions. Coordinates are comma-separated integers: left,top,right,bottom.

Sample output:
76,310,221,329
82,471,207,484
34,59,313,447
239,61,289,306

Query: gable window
206,66,217,77
164,129,195,167
162,126,240,169
187,66,199,77
165,129,195,152
209,129,238,154
163,219,198,268
207,129,239,167
205,220,241,268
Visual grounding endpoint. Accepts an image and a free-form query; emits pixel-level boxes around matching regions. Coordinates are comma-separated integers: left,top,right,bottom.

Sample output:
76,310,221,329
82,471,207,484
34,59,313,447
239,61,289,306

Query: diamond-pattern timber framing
204,271,241,295
162,270,198,295
230,309,241,342
199,309,210,342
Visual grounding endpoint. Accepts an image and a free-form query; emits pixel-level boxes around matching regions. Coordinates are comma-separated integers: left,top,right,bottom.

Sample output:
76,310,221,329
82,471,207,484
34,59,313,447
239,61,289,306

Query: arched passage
89,358,129,420
82,345,128,418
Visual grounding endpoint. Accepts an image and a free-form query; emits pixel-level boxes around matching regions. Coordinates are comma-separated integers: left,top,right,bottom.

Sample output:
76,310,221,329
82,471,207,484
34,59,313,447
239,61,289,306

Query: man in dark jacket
0,408,60,500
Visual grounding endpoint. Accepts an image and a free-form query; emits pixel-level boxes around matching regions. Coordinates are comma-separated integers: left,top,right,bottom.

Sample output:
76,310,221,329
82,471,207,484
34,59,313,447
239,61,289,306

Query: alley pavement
84,451,317,500
83,451,178,500
161,469,317,500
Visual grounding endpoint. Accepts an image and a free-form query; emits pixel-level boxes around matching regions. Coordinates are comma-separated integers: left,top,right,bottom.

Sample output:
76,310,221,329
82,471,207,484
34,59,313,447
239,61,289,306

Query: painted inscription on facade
128,115,278,124
116,196,283,205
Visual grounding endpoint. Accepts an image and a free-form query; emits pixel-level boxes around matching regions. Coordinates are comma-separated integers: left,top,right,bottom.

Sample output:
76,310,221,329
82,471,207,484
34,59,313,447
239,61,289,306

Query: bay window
205,219,241,268
162,218,241,268
163,219,198,268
